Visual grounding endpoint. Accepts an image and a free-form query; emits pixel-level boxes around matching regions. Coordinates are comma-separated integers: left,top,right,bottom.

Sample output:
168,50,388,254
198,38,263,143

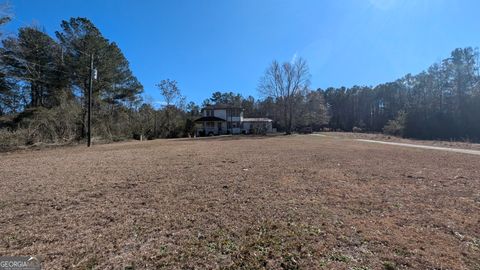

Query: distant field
0,134,479,269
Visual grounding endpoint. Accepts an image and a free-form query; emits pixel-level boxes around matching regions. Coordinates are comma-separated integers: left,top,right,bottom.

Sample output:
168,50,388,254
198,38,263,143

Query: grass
383,261,396,270
1,134,479,269
156,220,333,269
329,253,351,263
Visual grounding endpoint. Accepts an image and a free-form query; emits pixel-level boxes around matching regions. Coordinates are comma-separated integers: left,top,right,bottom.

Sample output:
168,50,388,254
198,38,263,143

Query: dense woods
322,47,480,141
0,11,479,149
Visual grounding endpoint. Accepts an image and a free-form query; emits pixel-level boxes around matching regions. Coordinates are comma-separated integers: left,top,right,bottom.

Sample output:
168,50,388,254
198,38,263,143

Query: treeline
0,12,479,148
0,10,329,149
0,15,198,148
321,47,480,141
0,15,148,148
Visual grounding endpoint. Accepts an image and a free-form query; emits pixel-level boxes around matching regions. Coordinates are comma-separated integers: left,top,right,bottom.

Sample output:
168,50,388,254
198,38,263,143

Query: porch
194,116,227,136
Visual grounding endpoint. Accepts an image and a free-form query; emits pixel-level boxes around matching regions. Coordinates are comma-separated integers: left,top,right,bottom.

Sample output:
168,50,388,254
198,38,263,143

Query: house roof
243,118,273,122
194,116,226,122
202,104,243,110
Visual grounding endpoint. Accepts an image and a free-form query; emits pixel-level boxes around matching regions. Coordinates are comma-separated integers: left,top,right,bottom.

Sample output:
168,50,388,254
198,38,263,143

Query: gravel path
356,139,480,156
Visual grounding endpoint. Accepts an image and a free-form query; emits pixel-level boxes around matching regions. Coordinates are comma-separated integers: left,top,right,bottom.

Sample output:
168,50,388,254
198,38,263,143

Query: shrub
17,104,81,144
0,99,82,150
352,126,363,133
383,111,406,137
0,128,29,150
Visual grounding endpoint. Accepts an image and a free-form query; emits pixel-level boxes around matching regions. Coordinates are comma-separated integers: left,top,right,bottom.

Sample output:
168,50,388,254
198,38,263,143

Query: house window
206,110,213,117
231,109,241,117
206,121,214,128
227,108,240,117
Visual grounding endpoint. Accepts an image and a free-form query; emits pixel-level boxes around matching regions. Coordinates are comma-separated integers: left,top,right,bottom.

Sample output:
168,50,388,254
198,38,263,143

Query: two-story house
194,104,273,136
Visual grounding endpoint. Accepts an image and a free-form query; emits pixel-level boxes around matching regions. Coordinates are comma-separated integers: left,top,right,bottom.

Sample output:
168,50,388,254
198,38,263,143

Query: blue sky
4,0,480,105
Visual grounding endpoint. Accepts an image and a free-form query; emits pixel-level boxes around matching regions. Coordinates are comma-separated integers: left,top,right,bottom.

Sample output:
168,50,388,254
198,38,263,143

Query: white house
194,104,273,136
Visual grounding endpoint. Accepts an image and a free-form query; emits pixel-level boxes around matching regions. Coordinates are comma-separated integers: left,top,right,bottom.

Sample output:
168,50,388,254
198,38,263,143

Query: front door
218,122,222,133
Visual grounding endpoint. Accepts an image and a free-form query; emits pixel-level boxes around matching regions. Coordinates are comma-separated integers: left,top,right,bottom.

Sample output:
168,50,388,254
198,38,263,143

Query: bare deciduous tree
156,79,183,137
258,57,310,134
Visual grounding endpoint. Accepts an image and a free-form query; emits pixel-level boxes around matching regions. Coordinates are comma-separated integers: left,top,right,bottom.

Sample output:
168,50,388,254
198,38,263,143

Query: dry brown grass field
0,134,479,269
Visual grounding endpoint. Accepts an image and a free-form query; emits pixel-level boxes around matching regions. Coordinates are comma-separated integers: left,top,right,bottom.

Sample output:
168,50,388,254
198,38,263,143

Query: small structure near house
242,118,273,135
194,104,273,136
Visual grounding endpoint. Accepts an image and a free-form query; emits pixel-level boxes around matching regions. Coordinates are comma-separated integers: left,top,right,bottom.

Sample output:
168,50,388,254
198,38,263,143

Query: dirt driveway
0,135,479,269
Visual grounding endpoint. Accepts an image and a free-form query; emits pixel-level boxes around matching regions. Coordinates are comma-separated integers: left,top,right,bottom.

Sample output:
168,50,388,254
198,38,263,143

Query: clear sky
4,0,480,105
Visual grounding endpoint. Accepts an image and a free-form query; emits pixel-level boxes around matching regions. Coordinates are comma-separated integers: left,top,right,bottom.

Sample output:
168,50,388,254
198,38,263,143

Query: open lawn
0,135,479,269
